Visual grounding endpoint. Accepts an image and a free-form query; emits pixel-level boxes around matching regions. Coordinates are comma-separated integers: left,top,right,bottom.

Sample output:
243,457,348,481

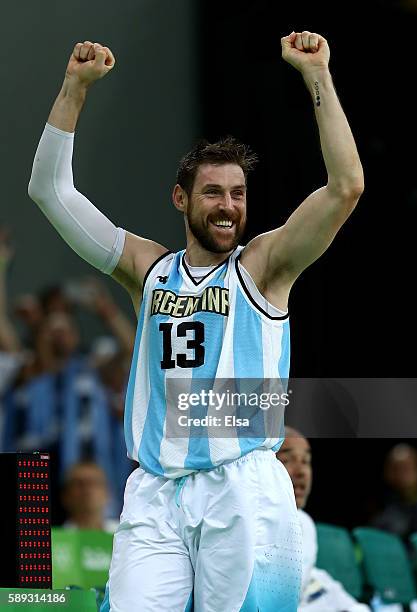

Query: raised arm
0,229,21,353
76,277,136,359
28,41,167,312
241,31,364,308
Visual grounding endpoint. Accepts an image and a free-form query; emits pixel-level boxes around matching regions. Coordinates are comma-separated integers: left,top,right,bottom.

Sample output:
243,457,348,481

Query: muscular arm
241,32,364,306
28,41,167,313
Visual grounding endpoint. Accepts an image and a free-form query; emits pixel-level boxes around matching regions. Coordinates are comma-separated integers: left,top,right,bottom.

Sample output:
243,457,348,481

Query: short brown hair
176,136,258,197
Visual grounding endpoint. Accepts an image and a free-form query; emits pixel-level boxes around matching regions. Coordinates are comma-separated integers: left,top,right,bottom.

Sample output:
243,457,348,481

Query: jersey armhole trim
235,254,289,321
142,250,172,292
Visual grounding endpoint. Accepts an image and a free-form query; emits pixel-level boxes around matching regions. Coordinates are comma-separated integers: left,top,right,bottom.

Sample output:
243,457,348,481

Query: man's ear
172,184,188,212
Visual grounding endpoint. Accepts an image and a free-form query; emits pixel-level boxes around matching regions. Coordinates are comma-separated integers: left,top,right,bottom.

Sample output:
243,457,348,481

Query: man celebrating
29,31,363,612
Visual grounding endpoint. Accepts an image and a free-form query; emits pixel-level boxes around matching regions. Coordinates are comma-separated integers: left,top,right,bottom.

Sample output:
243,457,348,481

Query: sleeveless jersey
124,246,290,478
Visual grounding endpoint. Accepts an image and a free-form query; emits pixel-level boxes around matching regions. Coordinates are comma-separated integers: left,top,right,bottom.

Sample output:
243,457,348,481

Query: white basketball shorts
100,448,302,611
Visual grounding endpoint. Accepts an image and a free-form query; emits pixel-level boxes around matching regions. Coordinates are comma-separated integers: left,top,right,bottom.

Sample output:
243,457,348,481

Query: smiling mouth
210,220,234,231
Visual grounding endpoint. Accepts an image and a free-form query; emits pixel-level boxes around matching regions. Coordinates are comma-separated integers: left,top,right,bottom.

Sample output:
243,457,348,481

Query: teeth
214,220,232,227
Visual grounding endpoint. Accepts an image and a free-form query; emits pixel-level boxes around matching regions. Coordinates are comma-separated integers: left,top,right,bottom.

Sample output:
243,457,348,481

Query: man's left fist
281,31,330,74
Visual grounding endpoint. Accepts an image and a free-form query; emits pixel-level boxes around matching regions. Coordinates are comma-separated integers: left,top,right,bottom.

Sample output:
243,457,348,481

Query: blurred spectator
13,293,43,350
2,304,133,516
0,233,135,518
277,427,370,611
40,285,73,316
0,227,25,394
371,443,417,542
35,311,81,373
96,351,126,419
70,276,135,362
61,460,119,533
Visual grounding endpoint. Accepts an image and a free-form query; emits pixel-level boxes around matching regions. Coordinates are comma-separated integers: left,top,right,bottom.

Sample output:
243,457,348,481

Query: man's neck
185,241,234,267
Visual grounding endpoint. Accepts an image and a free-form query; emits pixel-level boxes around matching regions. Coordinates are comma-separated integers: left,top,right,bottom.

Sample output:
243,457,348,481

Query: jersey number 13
159,322,205,369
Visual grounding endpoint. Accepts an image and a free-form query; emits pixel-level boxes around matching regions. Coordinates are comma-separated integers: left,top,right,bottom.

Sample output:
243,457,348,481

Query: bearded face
184,163,247,254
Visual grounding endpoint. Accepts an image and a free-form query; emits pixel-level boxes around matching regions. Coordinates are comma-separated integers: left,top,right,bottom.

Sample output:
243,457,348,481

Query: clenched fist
281,31,329,74
65,41,116,87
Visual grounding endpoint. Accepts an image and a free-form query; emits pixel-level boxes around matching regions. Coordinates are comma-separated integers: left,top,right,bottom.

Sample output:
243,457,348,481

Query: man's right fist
65,41,116,86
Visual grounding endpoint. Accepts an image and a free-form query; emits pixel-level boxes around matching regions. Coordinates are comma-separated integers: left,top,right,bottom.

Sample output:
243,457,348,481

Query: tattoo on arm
314,81,321,107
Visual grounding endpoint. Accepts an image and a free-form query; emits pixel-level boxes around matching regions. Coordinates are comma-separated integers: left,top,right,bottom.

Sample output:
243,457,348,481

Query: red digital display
16,453,52,588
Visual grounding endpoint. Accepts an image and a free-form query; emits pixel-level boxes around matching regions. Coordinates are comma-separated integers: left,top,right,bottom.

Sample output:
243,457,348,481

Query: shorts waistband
173,449,275,507
212,447,275,470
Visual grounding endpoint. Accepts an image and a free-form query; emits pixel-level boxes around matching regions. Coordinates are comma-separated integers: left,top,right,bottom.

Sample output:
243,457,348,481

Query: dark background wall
200,0,417,378
198,0,417,524
197,0,417,527
1,0,416,526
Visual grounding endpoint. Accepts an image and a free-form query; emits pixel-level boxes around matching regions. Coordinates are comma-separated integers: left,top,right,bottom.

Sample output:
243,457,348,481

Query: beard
186,202,246,254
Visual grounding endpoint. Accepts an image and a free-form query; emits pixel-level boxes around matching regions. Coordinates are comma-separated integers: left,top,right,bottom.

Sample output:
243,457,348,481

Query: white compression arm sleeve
28,123,126,275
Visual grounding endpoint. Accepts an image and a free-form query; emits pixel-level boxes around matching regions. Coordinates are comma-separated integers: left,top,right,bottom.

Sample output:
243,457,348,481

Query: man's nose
294,462,307,477
219,193,233,209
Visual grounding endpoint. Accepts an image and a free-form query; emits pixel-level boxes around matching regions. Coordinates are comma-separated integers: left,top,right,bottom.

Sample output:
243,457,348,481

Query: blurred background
1,0,417,606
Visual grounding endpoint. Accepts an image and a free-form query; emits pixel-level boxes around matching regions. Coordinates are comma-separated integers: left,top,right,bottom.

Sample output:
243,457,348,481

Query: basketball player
28,31,364,612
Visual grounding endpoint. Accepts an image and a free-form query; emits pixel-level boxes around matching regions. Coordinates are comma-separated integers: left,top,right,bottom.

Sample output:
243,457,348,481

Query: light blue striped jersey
124,246,290,478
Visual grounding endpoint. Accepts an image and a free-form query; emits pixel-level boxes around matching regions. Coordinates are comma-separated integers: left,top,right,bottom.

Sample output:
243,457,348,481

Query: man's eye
232,192,244,198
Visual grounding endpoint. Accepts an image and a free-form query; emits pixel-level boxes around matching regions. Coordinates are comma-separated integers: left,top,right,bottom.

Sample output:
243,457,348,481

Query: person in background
40,285,73,316
13,293,44,350
371,443,417,542
35,310,81,374
61,460,119,533
277,427,370,611
0,227,25,394
73,276,135,363
0,226,134,520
